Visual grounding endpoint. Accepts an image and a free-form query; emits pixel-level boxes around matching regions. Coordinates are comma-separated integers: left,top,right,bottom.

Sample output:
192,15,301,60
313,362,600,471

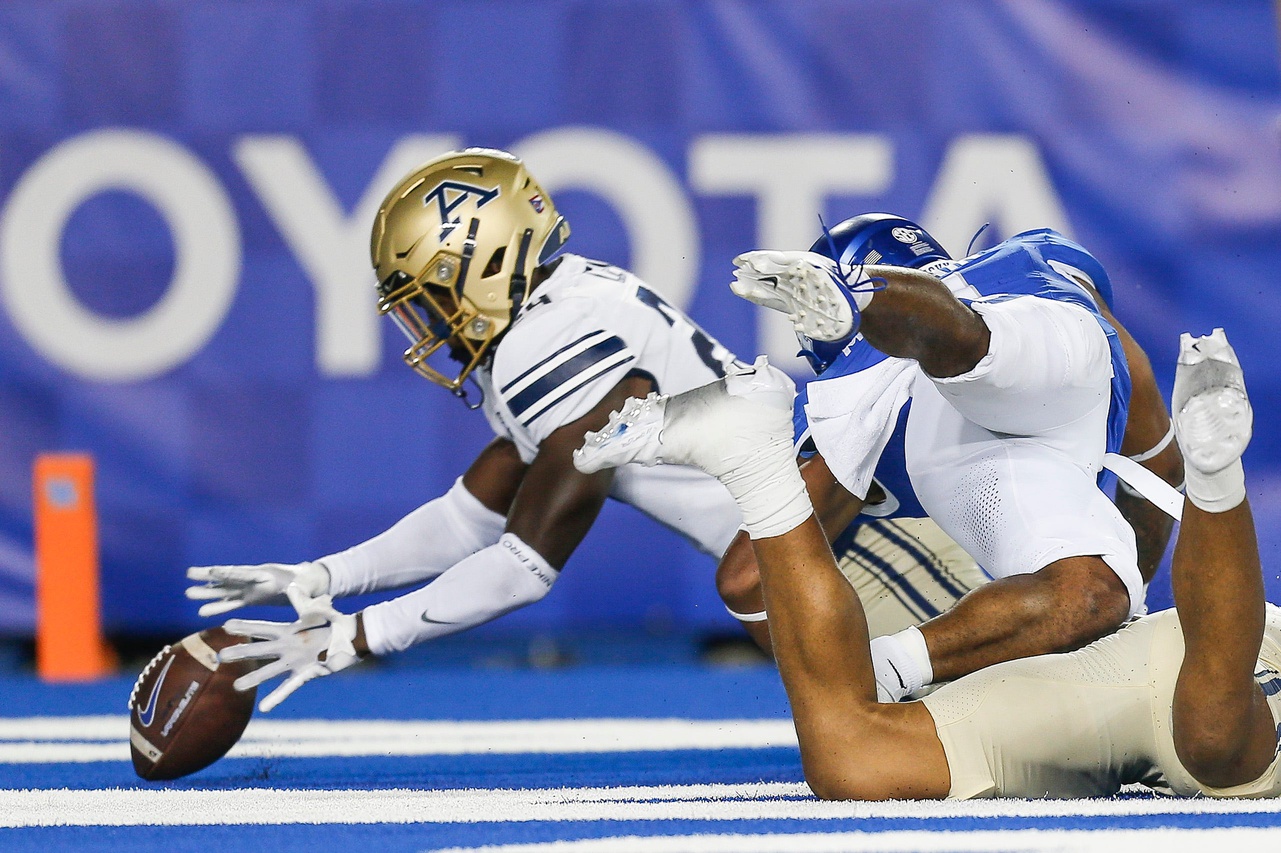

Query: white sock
869,626,933,702
725,450,813,540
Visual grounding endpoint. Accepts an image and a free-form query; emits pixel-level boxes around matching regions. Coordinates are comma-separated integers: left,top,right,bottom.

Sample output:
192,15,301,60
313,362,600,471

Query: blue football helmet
810,212,951,272
799,213,952,373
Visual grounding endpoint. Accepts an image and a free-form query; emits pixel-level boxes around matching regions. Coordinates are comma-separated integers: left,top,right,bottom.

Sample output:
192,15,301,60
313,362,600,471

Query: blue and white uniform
475,253,745,557
795,379,989,637
798,230,1144,614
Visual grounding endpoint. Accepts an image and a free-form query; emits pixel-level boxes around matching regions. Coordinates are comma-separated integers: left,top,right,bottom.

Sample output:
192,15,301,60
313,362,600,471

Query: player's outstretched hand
185,561,330,617
220,584,361,712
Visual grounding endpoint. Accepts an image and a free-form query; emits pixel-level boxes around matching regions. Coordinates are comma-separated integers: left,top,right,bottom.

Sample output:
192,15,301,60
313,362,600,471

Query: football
128,626,257,781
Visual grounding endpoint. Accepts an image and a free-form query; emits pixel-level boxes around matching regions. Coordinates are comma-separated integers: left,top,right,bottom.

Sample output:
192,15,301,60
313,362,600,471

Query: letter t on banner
34,453,116,681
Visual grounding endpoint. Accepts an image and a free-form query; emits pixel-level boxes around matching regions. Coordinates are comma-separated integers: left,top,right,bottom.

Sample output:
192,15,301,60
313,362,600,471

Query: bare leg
575,360,950,800
919,554,1130,681
1171,500,1273,787
1167,330,1276,788
716,453,867,656
751,518,951,800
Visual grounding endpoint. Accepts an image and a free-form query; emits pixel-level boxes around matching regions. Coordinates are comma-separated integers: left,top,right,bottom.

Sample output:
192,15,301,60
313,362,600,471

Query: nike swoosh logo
886,659,907,691
138,656,175,728
394,235,425,260
421,612,454,625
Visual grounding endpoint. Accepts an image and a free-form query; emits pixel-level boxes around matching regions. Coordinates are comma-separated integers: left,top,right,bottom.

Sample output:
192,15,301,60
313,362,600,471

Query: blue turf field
7,663,1281,852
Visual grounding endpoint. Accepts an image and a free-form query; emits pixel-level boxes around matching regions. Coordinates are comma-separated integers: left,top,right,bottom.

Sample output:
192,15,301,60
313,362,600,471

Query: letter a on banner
34,453,116,681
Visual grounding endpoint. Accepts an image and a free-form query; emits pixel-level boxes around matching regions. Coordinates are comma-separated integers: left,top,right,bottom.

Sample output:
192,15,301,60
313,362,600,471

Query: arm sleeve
320,477,506,598
360,533,558,655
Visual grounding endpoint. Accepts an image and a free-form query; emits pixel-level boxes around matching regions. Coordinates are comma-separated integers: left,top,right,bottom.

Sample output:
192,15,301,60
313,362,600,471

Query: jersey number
583,260,738,378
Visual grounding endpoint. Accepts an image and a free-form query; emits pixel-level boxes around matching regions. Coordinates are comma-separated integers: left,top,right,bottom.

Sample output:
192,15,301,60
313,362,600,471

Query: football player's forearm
359,533,558,655
321,477,507,597
504,375,651,569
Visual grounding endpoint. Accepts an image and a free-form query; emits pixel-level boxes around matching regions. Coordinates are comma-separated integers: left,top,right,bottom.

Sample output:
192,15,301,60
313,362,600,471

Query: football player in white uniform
187,149,748,709
576,330,1281,800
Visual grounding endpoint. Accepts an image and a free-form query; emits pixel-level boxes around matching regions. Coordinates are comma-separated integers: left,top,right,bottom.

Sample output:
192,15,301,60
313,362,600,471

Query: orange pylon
34,454,116,681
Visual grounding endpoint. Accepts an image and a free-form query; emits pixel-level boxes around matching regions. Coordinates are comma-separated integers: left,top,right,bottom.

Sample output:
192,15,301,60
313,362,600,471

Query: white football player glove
185,560,330,617
220,584,361,712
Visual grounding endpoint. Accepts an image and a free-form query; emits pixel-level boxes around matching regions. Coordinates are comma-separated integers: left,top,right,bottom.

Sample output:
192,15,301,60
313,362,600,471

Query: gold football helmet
371,148,570,393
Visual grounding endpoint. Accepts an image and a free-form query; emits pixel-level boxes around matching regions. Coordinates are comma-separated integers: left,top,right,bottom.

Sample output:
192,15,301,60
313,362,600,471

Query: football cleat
1172,328,1252,474
575,356,795,478
577,356,812,538
731,250,864,345
574,392,667,472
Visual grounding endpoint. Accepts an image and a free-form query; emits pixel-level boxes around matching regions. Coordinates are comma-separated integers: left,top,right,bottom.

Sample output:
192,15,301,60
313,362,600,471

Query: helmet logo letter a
422,181,501,225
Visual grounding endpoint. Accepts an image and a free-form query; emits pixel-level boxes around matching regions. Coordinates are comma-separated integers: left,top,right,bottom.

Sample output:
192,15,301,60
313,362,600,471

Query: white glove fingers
207,566,273,585
233,658,291,692
222,618,287,640
218,637,288,664
185,585,234,601
258,665,322,713
197,599,247,618
284,583,330,615
185,565,217,582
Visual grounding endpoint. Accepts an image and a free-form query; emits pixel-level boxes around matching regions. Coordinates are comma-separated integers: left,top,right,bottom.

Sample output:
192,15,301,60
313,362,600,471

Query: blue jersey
794,229,1132,530
937,228,1130,456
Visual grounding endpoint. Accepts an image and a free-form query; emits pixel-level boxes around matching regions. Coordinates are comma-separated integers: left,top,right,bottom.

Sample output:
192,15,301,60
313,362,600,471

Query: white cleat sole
731,251,856,343
1173,329,1253,474
574,392,667,474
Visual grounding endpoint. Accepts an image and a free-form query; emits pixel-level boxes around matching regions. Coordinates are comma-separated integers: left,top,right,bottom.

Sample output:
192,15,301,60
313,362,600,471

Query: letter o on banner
514,128,699,308
0,129,241,381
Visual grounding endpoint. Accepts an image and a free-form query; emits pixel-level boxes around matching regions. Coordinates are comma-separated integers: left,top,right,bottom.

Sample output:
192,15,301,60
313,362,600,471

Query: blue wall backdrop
0,0,1279,637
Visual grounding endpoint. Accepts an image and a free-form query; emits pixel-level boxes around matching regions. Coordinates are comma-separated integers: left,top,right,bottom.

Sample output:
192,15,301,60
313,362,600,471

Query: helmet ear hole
481,247,506,278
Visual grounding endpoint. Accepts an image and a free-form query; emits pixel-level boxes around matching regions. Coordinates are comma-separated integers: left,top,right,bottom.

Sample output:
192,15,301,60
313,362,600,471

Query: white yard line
0,717,798,762
5,782,1281,828
428,828,1281,853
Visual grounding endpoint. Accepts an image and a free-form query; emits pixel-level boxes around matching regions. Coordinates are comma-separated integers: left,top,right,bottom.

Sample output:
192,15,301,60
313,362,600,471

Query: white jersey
473,254,745,557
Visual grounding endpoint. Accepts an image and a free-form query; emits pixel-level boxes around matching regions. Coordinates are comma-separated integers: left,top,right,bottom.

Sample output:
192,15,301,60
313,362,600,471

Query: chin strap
507,228,535,325
455,218,480,296
455,372,486,410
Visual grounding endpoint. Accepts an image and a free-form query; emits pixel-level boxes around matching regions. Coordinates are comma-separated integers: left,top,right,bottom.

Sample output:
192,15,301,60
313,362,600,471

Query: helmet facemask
376,260,496,393
371,149,569,394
